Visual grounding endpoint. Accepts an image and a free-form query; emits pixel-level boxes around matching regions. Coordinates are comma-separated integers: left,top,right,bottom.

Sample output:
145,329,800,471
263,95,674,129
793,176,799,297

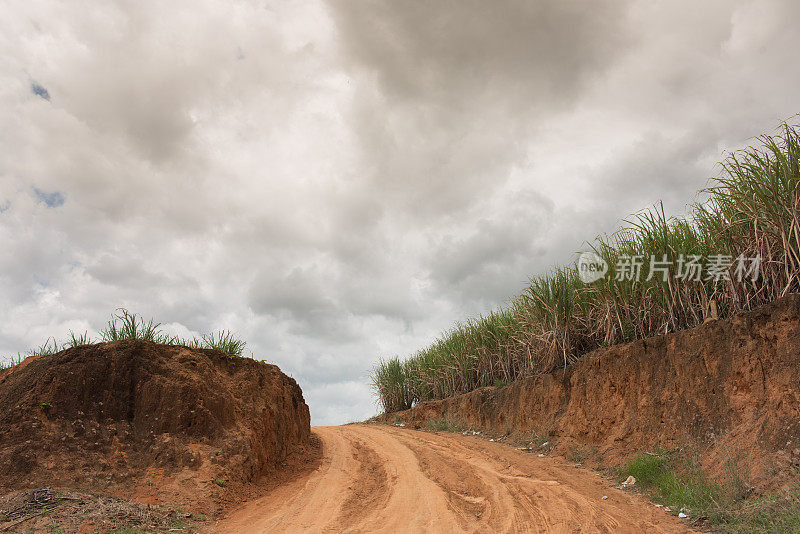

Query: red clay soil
379,294,800,491
0,340,313,517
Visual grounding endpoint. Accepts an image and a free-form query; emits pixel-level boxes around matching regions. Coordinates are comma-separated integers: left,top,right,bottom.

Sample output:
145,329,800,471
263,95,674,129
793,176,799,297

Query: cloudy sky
2,0,799,425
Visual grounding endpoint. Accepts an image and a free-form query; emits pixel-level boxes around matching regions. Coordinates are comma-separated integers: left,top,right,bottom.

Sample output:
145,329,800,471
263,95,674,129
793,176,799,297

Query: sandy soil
218,424,696,533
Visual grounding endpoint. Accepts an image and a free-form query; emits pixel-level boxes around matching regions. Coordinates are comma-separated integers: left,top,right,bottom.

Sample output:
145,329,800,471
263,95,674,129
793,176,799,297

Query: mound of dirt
379,294,800,491
0,340,311,516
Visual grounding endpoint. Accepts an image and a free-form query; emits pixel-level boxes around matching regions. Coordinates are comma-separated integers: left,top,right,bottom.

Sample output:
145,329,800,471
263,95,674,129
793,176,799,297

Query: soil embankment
379,294,800,488
0,340,312,520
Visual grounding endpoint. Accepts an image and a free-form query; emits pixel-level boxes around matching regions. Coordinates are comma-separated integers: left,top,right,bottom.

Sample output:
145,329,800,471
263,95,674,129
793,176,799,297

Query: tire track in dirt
389,429,600,533
397,438,496,530
400,430,638,533
217,424,698,533
333,432,392,532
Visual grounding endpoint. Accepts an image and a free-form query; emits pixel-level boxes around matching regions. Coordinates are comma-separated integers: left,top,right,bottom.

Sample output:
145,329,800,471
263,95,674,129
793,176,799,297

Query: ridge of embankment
379,294,800,486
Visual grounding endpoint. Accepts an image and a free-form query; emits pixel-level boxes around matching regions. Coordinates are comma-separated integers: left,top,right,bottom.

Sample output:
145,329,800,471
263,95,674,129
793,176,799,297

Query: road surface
218,424,695,533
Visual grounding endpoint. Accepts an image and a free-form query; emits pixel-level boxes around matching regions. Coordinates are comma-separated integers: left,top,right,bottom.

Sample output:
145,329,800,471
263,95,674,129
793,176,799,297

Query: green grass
623,449,721,513
425,417,464,433
101,309,162,342
1,309,248,369
621,449,800,533
202,330,246,358
0,354,22,371
371,357,413,413
64,330,91,348
371,121,800,411
30,337,61,358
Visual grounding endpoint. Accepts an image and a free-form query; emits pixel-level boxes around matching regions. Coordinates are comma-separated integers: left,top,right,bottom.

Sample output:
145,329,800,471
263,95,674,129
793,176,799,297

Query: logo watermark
576,253,761,284
577,252,608,283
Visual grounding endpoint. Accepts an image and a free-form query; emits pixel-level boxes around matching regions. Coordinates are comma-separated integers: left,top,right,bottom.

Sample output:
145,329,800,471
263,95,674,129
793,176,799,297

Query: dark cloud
329,0,634,219
330,0,631,107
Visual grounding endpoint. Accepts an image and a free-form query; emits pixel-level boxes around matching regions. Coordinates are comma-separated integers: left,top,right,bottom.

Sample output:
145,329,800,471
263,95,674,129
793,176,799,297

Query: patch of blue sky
31,82,50,100
33,187,65,207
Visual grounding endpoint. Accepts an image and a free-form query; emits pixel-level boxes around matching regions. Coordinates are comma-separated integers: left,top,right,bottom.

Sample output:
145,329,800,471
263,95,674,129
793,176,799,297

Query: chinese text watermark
577,253,760,284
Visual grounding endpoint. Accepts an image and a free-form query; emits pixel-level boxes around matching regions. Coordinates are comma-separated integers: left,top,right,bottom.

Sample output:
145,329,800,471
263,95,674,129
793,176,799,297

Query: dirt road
219,424,695,533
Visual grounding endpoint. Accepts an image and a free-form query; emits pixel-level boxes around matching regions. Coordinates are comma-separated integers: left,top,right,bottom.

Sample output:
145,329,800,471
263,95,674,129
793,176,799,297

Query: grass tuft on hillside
1,309,247,369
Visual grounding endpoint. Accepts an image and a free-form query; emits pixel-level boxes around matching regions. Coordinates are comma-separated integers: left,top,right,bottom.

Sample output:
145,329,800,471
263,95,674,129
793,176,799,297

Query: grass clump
371,121,800,411
0,354,22,371
623,449,720,513
1,309,248,368
425,418,464,433
29,337,61,358
101,309,164,343
64,330,91,348
202,330,246,358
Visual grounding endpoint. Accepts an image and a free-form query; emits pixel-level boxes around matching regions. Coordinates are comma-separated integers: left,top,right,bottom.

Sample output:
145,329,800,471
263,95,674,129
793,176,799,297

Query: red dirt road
218,424,696,533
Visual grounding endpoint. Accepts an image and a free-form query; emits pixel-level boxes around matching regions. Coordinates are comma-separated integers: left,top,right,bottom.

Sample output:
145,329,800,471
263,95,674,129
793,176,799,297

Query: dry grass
0,488,203,533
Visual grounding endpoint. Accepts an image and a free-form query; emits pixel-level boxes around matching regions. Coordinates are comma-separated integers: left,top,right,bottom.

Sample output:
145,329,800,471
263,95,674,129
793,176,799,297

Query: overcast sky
2,0,799,425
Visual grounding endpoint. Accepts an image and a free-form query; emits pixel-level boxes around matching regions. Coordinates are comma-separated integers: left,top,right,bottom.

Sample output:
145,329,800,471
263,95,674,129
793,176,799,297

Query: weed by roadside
567,445,601,465
622,449,719,513
620,448,800,533
425,418,465,433
717,487,800,533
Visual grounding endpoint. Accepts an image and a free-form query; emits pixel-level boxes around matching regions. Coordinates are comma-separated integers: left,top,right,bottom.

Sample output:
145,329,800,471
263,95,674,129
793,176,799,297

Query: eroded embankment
0,340,312,516
379,295,800,487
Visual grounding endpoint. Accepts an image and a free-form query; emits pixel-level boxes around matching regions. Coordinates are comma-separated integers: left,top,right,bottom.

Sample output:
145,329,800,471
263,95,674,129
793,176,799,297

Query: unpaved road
219,424,696,533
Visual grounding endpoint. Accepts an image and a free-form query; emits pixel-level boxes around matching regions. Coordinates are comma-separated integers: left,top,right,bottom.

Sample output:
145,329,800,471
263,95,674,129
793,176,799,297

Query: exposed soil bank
0,340,312,517
379,294,800,488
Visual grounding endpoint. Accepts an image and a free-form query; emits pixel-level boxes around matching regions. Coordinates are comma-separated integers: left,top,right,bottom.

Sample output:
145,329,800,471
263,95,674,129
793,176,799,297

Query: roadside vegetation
372,121,800,413
0,309,246,369
425,417,465,433
621,449,800,532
